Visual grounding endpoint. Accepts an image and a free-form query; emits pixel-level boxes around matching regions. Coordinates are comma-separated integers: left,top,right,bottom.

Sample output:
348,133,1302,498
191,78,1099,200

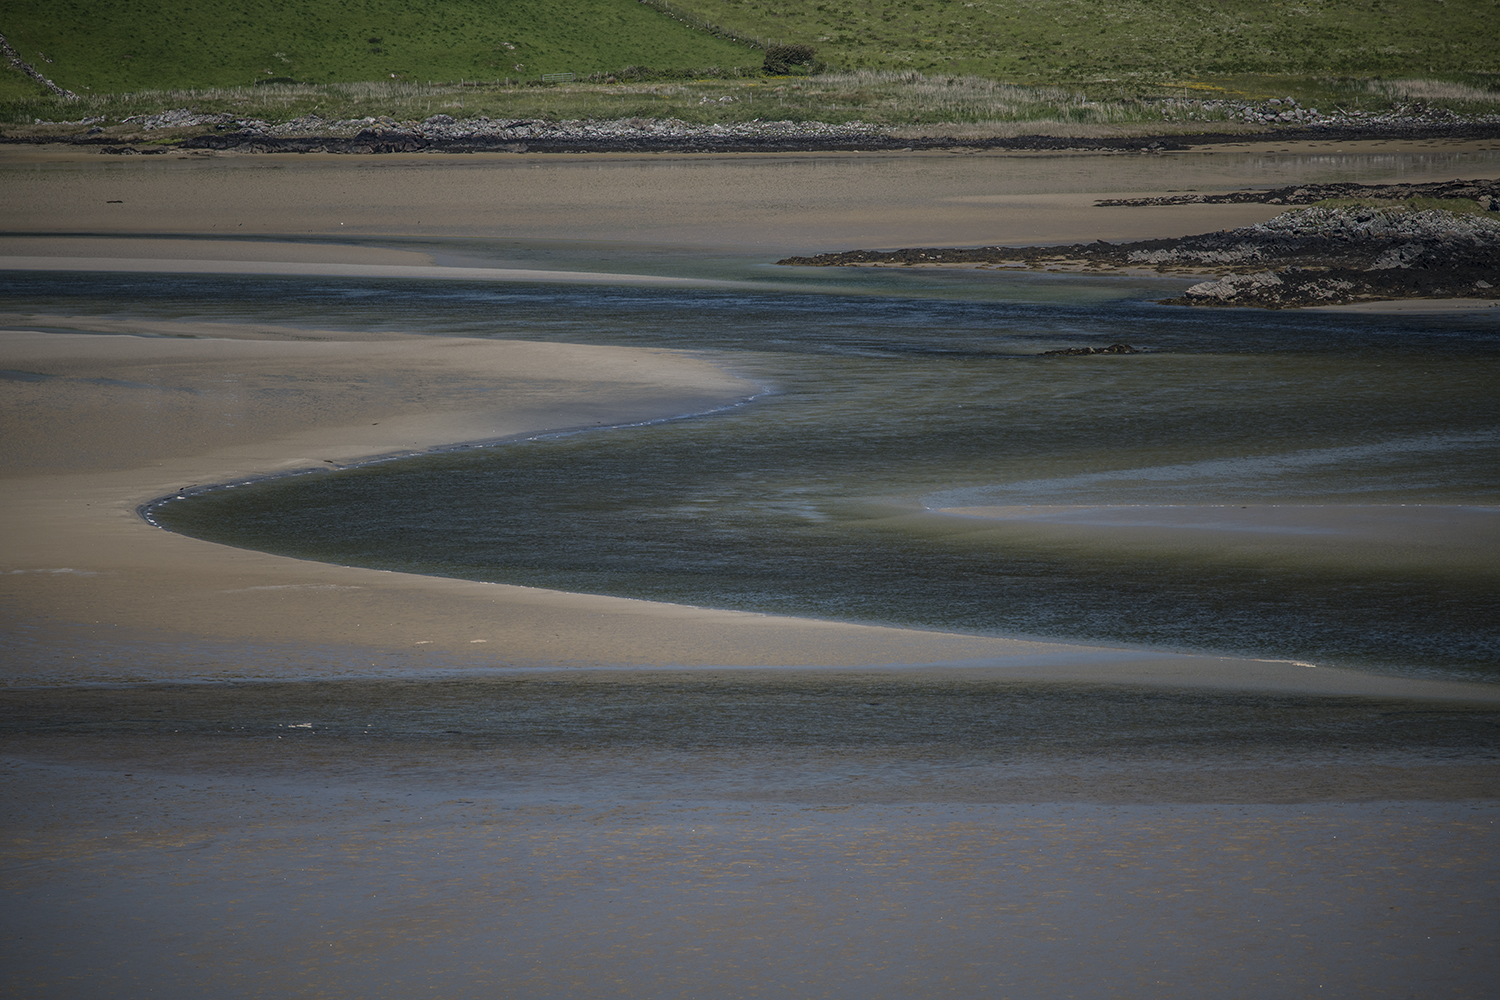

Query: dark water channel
7,262,1500,678
4,674,1498,803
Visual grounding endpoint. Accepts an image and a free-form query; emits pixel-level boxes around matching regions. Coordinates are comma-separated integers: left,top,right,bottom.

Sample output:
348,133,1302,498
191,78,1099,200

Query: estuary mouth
118,263,1500,682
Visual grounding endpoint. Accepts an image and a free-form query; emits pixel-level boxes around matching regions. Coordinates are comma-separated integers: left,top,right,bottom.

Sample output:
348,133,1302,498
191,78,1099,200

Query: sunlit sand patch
0,255,765,289
6,567,101,575
932,503,1500,546
0,236,437,267
219,584,364,592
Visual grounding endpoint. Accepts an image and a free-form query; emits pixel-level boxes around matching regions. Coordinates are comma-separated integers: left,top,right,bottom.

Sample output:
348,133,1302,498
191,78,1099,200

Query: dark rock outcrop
776,192,1500,309
1097,178,1500,209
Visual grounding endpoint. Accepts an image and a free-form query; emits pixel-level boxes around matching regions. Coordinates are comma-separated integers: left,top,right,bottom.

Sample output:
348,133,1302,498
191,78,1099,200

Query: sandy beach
0,316,1093,683
3,140,1498,997
7,138,1497,250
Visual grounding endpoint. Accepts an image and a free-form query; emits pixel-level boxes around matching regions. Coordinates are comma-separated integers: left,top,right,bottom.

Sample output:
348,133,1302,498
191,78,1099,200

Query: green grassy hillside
3,0,1496,126
0,0,760,97
669,0,1500,83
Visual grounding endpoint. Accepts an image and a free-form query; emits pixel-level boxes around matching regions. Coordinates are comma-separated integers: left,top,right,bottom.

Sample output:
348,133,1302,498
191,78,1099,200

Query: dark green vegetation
762,42,820,74
0,0,760,99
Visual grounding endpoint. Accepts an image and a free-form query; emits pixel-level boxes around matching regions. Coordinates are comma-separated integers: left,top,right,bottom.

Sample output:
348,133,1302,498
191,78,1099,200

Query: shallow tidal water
5,673,1500,803
7,248,1500,680
9,152,1500,1000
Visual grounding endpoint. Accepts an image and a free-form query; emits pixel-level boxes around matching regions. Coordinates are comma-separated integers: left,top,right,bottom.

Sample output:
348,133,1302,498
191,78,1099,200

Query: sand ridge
0,316,1494,703
0,319,1114,685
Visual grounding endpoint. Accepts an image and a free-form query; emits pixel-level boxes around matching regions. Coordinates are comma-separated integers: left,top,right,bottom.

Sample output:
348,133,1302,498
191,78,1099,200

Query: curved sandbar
0,314,1493,703
934,503,1500,573
0,255,767,289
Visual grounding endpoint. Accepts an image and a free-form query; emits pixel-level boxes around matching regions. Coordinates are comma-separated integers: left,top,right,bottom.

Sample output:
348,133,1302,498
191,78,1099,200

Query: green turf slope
0,0,760,94
673,0,1500,83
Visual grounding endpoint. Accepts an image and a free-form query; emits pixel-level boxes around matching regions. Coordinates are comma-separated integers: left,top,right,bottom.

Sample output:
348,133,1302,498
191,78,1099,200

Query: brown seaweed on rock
777,192,1500,309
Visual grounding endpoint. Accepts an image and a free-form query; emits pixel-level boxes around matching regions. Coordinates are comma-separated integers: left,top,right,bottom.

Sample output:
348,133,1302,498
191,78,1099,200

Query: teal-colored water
7,252,1500,679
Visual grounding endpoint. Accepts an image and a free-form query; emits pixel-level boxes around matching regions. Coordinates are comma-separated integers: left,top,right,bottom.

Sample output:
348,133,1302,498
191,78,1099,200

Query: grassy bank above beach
3,0,1498,133
5,0,1497,95
8,71,1500,147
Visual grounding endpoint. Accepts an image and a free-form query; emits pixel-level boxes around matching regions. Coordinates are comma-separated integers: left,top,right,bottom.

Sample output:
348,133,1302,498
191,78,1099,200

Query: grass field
670,0,1500,83
0,0,760,98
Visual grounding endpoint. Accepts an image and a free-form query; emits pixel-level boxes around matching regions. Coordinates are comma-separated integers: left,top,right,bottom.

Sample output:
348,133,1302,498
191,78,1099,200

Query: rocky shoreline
9,107,1500,156
1097,178,1500,209
776,180,1500,309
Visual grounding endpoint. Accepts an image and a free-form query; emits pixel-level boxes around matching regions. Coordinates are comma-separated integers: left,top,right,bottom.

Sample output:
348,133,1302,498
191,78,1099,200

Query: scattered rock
31,115,104,127
776,191,1500,309
0,31,75,98
1039,343,1138,356
6,96,1499,157
121,108,237,130
1097,178,1500,208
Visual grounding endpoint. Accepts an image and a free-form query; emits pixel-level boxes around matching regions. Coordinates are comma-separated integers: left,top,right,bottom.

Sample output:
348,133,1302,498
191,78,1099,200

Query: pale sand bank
2,317,1497,703
0,235,436,266
932,504,1500,586
1307,296,1500,313
6,140,1497,250
938,502,1500,547
4,140,1498,697
0,319,1119,686
0,254,763,287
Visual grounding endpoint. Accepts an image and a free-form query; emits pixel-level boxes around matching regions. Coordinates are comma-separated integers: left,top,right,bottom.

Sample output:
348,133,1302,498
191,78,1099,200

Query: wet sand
3,139,1498,998
934,504,1500,577
3,754,1496,1000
